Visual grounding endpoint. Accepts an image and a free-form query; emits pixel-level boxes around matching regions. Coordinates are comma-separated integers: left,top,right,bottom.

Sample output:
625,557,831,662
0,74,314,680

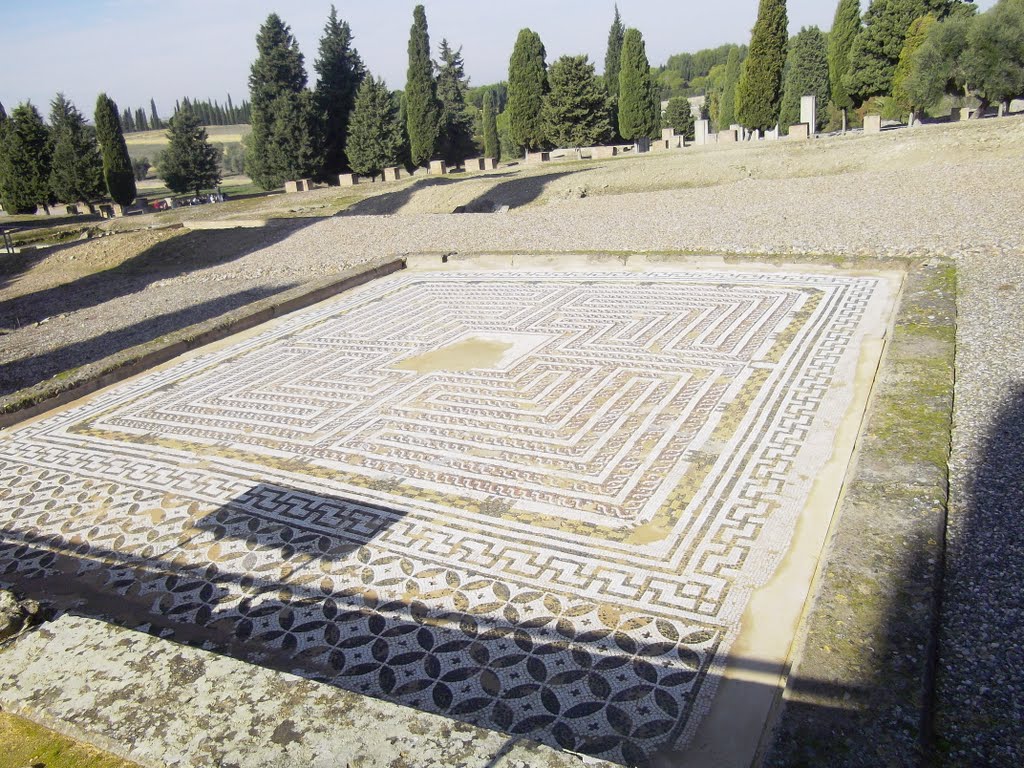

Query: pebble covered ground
1,117,1022,763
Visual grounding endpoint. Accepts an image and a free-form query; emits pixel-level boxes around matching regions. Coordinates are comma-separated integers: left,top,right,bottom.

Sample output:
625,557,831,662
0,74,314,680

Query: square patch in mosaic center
0,270,892,764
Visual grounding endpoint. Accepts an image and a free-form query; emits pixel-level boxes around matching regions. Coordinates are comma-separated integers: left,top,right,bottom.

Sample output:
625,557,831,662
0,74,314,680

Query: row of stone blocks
285,157,501,191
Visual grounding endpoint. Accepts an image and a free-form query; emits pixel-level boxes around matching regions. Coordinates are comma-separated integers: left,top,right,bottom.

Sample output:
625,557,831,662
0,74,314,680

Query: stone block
285,180,299,194
464,158,486,171
694,119,711,146
788,123,810,140
635,137,650,153
384,167,402,182
591,146,618,159
297,179,312,192
338,174,358,186
484,157,498,170
526,151,551,163
661,127,676,142
429,160,447,175
718,130,737,144
863,114,882,134
800,95,817,131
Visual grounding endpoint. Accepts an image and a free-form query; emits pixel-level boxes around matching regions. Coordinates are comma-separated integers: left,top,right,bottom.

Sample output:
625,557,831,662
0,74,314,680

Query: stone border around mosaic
0,257,405,429
759,259,956,767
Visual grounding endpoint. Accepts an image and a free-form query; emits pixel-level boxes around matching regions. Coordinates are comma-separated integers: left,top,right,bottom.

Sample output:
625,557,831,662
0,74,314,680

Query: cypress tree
346,76,404,179
405,5,440,166
436,40,477,165
0,103,53,214
737,0,789,131
94,94,136,206
507,28,549,152
779,26,831,130
604,4,625,137
314,5,366,177
482,90,499,159
604,5,626,99
150,98,162,129
247,13,315,189
49,94,104,204
829,0,862,116
618,28,658,141
159,104,222,196
542,55,613,148
719,46,742,128
891,14,939,118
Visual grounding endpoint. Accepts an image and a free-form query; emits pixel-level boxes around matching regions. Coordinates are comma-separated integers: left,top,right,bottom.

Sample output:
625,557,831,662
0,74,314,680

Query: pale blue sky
0,0,997,117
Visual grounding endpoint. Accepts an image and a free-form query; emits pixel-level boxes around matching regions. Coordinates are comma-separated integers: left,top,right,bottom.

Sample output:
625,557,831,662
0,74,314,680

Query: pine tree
94,94,136,206
315,5,366,177
159,104,222,195
542,55,612,147
346,76,404,179
719,46,742,127
436,40,477,165
150,98,162,130
891,14,939,118
507,28,549,152
405,5,440,166
618,28,658,140
604,5,626,100
829,0,862,115
482,90,499,159
779,26,831,129
737,0,789,131
0,103,53,214
664,96,696,139
49,94,104,204
247,14,317,189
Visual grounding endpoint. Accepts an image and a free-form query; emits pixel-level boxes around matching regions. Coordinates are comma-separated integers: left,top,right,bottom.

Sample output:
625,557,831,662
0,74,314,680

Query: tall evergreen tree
49,94,104,204
507,28,549,152
150,98,162,130
159,104,222,195
604,5,626,100
618,28,659,140
94,94,136,206
845,0,970,104
604,4,626,137
903,14,972,111
314,5,366,177
436,40,477,164
405,5,441,166
346,76,404,179
829,0,862,118
891,14,939,118
779,26,831,129
736,0,789,131
542,55,613,147
482,90,499,159
247,14,318,189
719,46,742,127
0,103,53,214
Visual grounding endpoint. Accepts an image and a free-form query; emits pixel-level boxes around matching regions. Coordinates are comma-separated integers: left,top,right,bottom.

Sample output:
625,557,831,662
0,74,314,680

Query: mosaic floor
0,270,895,765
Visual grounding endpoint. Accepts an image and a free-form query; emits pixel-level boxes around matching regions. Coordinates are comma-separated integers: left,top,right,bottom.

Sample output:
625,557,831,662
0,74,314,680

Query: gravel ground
937,247,1024,766
1,117,1023,762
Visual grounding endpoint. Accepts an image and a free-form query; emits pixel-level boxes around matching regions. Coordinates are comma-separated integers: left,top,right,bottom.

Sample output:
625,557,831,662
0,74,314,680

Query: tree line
706,0,1024,135
118,96,252,133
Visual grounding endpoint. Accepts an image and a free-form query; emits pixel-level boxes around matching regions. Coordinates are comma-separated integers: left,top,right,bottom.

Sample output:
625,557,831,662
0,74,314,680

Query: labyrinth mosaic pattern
0,270,894,764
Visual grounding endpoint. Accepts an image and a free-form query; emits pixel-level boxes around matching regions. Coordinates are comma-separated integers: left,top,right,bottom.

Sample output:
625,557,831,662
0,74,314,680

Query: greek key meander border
7,271,883,630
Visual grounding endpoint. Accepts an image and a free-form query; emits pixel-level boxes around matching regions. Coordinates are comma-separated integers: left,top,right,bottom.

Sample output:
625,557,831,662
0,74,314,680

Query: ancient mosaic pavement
0,270,893,765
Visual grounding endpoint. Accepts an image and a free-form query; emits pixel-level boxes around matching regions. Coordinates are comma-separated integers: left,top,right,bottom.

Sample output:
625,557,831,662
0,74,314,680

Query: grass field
124,124,250,161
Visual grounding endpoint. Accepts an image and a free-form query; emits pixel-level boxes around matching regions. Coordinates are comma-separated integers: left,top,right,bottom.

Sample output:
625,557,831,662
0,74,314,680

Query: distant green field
124,124,250,161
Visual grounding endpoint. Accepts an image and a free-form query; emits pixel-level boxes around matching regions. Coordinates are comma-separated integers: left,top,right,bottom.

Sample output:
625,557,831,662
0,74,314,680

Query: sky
0,0,999,119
